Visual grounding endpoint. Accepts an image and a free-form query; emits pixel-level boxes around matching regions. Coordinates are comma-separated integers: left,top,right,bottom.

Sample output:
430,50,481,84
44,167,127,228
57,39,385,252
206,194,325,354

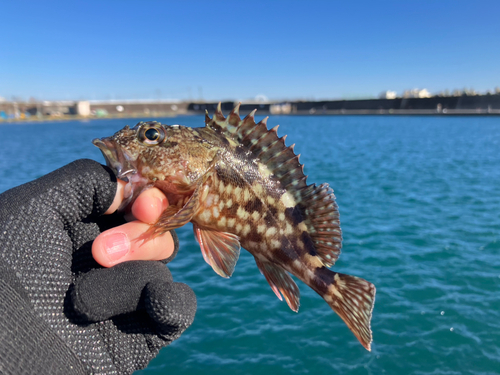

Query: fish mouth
92,138,137,182
93,137,149,211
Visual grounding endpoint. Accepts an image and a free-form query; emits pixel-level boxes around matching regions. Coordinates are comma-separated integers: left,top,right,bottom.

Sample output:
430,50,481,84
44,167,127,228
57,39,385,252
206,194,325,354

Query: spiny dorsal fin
206,105,302,187
206,105,341,267
214,102,226,122
205,110,211,125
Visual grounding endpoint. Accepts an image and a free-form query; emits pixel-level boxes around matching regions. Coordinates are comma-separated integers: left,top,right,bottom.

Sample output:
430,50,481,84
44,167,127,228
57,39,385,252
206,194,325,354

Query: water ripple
1,116,499,374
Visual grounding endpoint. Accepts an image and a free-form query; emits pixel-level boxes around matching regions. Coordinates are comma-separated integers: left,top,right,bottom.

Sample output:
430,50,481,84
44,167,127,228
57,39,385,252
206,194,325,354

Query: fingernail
104,232,130,262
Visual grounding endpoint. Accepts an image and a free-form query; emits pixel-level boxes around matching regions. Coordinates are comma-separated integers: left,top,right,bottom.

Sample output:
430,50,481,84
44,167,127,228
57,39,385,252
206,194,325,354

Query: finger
105,181,169,223
131,187,169,224
92,221,175,267
105,179,126,214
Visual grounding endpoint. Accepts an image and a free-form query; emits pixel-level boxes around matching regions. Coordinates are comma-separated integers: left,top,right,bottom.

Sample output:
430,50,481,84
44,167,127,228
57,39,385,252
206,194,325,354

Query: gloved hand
0,159,196,375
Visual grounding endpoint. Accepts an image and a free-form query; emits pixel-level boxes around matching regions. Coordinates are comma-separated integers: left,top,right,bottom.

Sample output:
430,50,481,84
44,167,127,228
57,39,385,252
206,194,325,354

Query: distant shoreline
2,94,500,123
1,108,500,124
0,112,179,124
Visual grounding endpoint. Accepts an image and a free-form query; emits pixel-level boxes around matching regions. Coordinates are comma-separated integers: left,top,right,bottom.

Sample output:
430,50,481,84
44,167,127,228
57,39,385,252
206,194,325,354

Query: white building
402,89,431,98
76,101,91,116
270,102,292,114
379,91,397,99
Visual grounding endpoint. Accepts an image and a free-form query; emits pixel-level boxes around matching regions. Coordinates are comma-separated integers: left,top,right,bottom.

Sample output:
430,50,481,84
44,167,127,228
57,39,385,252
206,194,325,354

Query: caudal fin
325,272,376,350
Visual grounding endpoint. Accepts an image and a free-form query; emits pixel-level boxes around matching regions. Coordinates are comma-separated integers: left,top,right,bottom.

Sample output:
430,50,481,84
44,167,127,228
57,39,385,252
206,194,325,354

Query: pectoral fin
255,259,300,312
193,224,241,278
148,185,202,237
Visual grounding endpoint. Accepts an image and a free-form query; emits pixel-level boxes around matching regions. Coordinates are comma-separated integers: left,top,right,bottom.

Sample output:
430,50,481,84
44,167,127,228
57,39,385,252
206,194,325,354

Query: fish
93,103,376,350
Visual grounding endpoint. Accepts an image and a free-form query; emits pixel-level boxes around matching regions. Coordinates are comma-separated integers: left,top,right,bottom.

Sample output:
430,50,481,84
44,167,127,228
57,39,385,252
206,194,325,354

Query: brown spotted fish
93,104,376,350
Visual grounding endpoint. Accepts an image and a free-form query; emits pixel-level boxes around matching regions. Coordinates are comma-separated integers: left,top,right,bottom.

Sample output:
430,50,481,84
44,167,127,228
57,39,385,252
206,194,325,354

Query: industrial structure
1,93,500,121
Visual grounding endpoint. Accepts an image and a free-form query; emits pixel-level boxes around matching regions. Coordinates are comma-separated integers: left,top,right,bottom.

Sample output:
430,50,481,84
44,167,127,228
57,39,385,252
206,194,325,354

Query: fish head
93,121,218,209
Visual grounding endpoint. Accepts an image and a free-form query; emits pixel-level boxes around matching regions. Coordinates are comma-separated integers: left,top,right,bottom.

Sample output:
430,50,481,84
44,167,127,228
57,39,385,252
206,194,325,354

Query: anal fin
193,224,241,278
255,258,300,312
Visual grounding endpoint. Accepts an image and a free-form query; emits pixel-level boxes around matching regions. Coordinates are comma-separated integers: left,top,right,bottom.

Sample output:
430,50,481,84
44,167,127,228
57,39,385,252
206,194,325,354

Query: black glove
0,159,196,375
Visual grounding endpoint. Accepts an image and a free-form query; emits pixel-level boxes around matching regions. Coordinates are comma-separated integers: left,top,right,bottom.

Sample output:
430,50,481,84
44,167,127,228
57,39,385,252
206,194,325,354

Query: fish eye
145,128,160,141
138,124,166,145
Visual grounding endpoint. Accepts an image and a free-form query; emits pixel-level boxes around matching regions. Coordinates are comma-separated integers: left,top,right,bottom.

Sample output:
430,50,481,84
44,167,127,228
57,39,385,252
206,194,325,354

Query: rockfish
93,104,376,350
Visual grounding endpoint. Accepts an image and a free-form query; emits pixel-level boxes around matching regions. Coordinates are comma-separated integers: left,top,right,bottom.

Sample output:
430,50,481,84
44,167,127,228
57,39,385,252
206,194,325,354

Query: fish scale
93,103,376,351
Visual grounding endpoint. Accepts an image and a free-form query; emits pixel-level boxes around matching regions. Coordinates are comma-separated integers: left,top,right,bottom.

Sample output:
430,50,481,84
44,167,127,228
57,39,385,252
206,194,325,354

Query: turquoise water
1,115,499,374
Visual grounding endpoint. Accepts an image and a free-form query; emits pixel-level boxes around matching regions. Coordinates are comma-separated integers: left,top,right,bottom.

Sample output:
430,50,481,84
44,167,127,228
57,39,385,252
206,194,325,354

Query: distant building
76,101,91,116
270,102,292,114
89,99,188,116
379,91,397,99
402,88,431,98
41,101,75,116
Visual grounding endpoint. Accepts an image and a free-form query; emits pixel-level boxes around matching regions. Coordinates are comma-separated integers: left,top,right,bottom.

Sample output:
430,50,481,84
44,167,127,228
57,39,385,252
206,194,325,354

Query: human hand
0,159,196,375
92,181,176,267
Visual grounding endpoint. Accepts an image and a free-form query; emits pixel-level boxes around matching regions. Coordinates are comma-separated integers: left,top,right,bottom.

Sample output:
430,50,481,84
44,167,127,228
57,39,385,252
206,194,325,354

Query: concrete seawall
2,95,500,122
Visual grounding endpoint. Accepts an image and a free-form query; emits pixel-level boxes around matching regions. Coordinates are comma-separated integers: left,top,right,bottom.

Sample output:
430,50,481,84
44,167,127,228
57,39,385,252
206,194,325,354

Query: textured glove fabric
0,159,196,375
0,263,86,374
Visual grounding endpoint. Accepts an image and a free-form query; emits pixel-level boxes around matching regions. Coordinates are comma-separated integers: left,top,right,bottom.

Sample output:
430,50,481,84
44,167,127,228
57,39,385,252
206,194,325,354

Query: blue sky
1,0,499,101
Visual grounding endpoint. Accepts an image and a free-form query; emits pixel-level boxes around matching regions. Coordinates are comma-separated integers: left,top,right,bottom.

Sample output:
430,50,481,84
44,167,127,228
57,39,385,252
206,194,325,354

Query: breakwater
188,95,500,115
1,94,500,121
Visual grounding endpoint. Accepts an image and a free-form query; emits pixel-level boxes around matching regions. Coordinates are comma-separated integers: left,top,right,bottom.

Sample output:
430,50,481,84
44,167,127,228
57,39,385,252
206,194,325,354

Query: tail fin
325,272,376,351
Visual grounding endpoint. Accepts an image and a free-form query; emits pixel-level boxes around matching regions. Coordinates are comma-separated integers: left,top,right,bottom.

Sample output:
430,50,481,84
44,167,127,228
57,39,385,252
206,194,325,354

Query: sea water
0,115,498,375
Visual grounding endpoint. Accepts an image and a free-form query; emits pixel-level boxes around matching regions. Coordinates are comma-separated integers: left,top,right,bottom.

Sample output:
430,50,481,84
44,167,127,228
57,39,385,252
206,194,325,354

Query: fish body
93,104,376,350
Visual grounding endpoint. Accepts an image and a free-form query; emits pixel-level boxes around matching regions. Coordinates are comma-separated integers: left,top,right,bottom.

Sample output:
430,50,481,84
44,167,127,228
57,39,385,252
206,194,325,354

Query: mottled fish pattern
93,104,376,350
